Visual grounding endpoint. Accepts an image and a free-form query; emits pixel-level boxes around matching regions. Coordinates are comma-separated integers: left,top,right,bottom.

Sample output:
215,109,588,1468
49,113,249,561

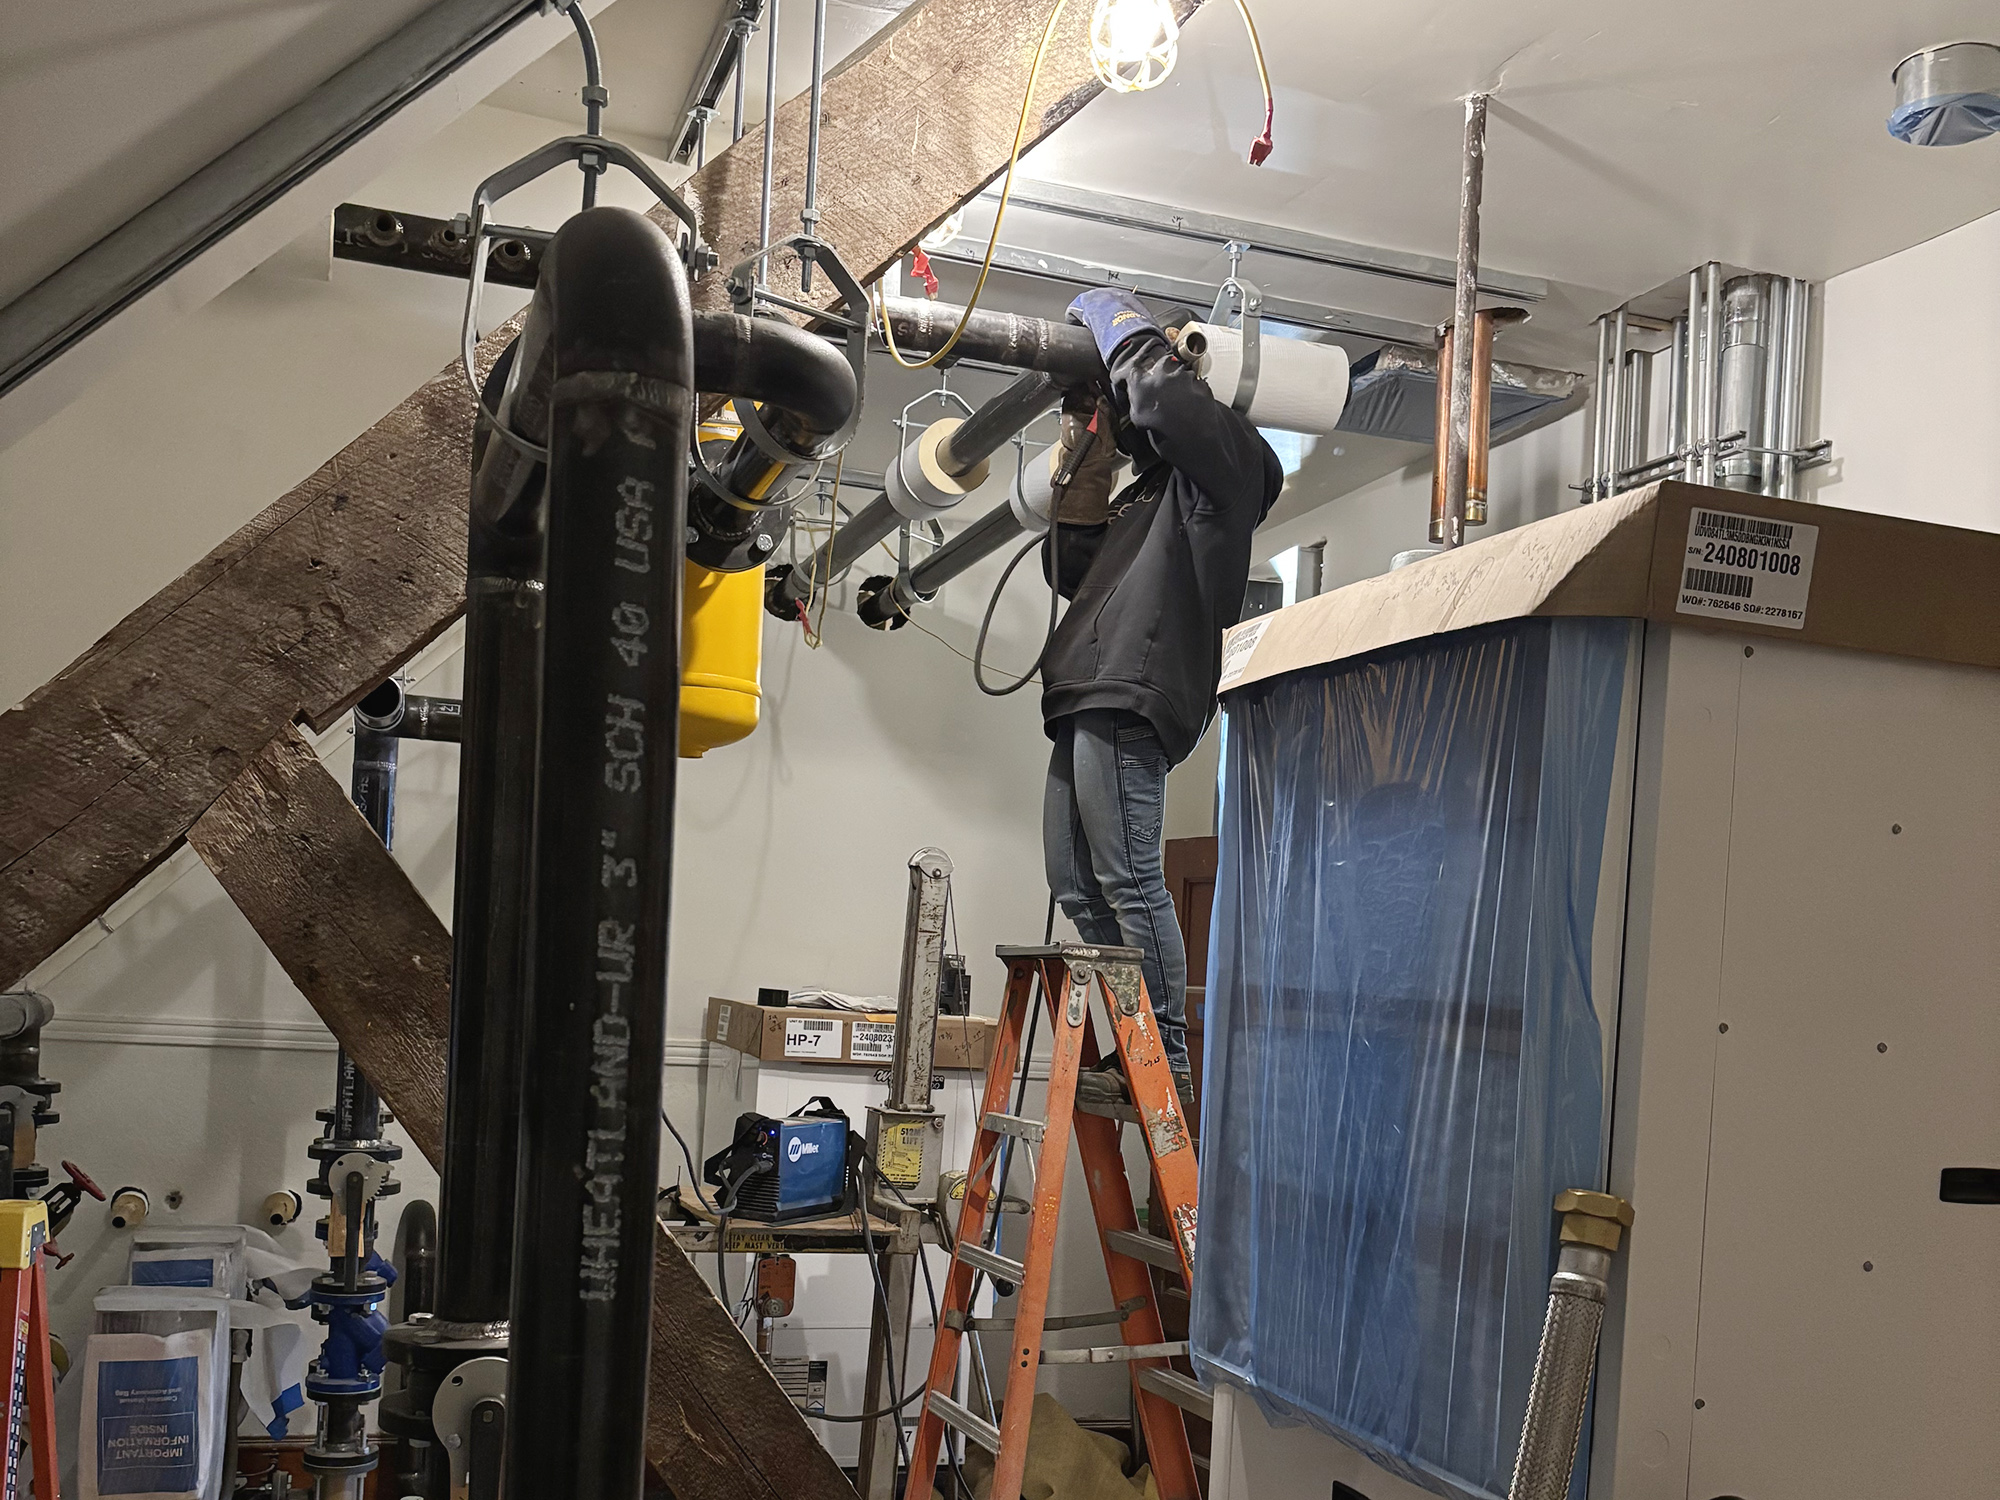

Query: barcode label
1676,506,1817,630
850,1021,896,1062
782,1017,843,1059
1217,615,1272,691
1684,567,1752,599
1691,512,1793,548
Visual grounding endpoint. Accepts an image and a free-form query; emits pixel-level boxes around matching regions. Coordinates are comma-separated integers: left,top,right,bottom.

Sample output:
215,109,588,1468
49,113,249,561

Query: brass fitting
1554,1188,1635,1252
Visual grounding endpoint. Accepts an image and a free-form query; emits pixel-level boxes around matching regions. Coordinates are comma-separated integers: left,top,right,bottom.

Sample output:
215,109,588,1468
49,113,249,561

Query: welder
1042,288,1285,1120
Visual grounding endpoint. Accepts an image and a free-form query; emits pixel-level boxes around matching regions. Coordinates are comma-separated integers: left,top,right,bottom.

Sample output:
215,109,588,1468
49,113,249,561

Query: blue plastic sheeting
1888,91,2000,147
1193,617,1638,1500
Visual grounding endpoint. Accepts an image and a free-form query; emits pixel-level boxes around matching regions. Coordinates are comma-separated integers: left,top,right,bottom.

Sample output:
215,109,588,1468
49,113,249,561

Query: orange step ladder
0,1200,59,1500
907,942,1201,1500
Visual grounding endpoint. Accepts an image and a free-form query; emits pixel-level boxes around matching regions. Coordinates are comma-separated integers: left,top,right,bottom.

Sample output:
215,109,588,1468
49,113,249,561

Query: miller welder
702,1098,853,1224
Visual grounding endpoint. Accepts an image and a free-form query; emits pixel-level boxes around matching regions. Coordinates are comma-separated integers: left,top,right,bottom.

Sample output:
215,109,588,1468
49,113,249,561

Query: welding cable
876,0,1276,370
856,1200,914,1474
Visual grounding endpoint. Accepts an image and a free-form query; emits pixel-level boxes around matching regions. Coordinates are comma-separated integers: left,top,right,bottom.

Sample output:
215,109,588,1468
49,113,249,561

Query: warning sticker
850,1021,896,1063
1216,615,1272,691
1675,506,1818,630
782,1016,843,1060
877,1120,927,1188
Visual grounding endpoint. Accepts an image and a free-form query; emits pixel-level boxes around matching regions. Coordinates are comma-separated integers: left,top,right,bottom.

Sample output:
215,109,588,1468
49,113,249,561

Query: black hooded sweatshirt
1039,328,1285,766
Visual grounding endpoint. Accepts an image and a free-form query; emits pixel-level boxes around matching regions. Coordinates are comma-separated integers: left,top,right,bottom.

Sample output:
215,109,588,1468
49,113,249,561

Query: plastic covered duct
1195,617,1641,1500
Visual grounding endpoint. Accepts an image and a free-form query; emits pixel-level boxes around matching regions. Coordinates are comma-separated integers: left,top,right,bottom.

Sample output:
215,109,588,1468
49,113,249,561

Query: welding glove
1051,402,1121,527
1067,287,1162,365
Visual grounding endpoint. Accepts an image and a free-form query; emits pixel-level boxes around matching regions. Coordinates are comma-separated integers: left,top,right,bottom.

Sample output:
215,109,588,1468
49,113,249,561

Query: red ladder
0,1200,58,1500
907,943,1200,1500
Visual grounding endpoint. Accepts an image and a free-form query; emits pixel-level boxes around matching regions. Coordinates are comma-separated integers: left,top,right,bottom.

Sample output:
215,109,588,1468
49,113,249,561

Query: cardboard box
706,998,995,1071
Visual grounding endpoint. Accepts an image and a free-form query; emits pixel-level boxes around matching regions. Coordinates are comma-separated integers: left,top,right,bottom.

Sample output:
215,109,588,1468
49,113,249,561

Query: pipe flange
689,487,787,573
433,1355,508,1494
887,420,990,521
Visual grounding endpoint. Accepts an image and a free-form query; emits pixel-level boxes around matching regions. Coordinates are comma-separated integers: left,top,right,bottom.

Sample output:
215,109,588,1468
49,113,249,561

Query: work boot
1073,1055,1130,1105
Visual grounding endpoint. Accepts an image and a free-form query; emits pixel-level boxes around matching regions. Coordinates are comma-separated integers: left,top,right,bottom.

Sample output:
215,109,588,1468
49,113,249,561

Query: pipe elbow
693,312,856,439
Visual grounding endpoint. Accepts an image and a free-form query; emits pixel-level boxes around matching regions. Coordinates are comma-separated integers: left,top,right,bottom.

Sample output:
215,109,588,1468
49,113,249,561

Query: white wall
1810,205,2000,532
2,93,1091,1473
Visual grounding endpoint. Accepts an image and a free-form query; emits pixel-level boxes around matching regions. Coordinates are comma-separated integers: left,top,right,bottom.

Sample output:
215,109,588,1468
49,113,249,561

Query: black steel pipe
879,296,1102,383
433,340,544,1328
394,1199,439,1319
503,206,690,1500
686,311,858,572
938,370,1060,478
355,677,464,743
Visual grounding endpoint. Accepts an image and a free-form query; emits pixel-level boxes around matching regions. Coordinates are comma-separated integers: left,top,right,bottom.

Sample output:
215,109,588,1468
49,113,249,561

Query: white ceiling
0,0,439,307
1010,0,2000,365
493,0,914,157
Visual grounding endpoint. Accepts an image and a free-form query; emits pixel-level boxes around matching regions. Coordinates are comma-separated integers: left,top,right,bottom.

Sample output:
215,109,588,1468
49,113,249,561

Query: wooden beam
0,0,1199,989
685,0,1207,311
0,343,499,990
187,726,860,1500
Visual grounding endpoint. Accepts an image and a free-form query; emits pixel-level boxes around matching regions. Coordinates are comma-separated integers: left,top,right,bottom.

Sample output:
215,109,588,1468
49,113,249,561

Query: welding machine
702,1098,852,1224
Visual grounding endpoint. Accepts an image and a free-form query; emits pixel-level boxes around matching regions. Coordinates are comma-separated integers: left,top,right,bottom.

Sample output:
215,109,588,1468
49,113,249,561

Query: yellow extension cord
875,0,1275,372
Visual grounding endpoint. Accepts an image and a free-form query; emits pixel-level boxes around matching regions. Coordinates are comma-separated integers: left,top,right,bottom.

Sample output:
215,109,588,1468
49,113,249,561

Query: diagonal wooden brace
187,726,857,1500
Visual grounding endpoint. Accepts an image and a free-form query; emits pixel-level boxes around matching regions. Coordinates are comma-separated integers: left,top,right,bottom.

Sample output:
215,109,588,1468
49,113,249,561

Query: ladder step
983,1111,1046,1144
1041,1340,1188,1366
958,1243,1027,1284
1074,1095,1140,1125
948,1295,1145,1334
1104,1229,1182,1273
926,1392,1001,1454
1136,1366,1213,1422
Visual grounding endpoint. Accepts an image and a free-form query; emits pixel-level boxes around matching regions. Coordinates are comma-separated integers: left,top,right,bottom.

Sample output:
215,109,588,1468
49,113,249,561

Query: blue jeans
1043,709,1189,1073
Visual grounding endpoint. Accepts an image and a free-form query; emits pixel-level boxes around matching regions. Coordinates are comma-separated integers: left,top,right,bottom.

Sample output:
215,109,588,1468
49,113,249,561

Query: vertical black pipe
503,206,690,1500
434,341,546,1328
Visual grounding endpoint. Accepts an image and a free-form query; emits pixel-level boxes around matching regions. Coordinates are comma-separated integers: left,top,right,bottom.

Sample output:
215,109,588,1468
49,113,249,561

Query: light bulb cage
1089,0,1180,93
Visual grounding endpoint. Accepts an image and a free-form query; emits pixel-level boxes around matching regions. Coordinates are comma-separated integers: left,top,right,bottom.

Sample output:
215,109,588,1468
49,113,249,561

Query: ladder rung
983,1111,1045,1143
1041,1340,1188,1365
948,1296,1144,1335
1137,1366,1213,1422
958,1243,1027,1284
926,1392,1001,1453
1104,1229,1182,1273
1074,1095,1140,1125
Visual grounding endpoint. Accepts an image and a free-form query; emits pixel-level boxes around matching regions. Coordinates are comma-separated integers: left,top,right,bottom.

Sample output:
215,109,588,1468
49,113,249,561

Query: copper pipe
1428,323,1454,544
1467,309,1495,525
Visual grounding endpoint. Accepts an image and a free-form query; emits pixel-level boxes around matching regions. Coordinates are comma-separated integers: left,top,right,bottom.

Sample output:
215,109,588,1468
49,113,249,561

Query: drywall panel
1812,206,2000,533
1685,639,2000,1497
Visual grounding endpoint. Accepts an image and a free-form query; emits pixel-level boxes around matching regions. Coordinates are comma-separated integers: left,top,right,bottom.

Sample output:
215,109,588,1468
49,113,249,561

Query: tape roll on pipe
1182,324,1351,435
886,418,991,520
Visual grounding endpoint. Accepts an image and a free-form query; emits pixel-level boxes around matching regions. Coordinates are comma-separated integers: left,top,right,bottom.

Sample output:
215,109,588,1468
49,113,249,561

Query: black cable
869,1164,977,1500
857,1197,913,1477
972,528,1058,697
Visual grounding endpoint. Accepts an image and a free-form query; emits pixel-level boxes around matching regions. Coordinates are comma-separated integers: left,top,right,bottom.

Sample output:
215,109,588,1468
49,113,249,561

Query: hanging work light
1089,0,1180,93
919,208,966,252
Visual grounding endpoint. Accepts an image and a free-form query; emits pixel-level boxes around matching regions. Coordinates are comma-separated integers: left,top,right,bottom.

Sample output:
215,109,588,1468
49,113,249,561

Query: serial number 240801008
1697,540,1803,576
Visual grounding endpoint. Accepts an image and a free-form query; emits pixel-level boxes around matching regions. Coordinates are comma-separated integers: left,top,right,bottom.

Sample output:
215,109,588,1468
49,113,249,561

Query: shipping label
1676,506,1818,630
782,1016,843,1060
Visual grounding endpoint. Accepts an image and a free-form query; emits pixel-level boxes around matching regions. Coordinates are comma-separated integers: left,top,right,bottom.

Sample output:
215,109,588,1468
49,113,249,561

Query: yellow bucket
680,560,764,757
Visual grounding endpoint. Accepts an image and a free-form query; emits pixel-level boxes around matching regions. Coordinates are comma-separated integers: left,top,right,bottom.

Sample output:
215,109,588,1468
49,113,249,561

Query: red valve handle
61,1161,106,1201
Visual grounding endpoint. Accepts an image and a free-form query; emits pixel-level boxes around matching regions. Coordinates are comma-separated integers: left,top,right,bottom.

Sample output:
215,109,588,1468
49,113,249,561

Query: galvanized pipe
1699,261,1722,485
800,0,829,291
1441,93,1488,549
1607,308,1630,488
732,16,752,141
1758,276,1790,496
1666,313,1688,461
1589,315,1611,503
1778,277,1809,498
757,0,780,285
1682,273,1703,481
1716,274,1770,491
